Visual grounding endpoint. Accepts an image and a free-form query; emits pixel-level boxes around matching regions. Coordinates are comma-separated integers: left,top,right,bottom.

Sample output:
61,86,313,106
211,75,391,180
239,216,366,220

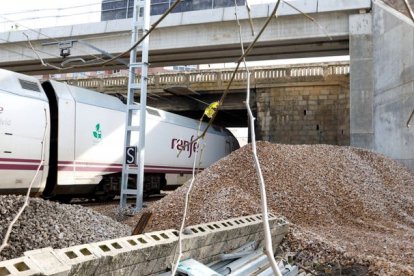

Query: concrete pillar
349,13,374,149
371,0,414,169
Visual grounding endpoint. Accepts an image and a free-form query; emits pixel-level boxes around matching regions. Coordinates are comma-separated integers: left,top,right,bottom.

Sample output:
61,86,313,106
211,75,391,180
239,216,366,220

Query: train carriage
0,69,239,200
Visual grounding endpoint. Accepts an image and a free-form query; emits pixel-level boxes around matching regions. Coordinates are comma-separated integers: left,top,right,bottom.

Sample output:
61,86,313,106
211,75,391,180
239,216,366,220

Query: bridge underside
0,37,349,76
147,89,249,127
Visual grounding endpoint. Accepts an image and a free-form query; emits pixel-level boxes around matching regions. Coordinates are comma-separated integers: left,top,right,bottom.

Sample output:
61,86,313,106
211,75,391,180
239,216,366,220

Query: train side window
147,108,160,117
18,79,41,92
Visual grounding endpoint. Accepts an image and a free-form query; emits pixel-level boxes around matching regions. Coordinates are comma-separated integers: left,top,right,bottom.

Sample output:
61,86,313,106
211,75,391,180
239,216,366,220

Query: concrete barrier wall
0,214,288,276
371,0,414,170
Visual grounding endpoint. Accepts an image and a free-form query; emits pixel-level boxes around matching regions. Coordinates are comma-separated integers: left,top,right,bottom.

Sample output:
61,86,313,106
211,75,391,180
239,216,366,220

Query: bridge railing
62,63,349,90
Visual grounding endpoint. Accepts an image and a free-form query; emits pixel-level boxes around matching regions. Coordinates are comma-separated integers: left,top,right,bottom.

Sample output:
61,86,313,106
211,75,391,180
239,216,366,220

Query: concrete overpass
0,0,371,75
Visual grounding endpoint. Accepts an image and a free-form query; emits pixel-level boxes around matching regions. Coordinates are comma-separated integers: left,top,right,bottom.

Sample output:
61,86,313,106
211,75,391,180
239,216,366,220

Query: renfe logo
171,135,199,158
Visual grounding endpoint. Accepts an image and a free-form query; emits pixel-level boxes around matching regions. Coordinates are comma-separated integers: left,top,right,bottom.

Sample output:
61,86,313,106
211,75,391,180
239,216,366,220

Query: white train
0,69,239,200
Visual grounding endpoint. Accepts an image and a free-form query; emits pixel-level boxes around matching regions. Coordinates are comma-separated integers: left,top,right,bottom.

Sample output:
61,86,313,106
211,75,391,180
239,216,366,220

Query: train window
18,79,41,92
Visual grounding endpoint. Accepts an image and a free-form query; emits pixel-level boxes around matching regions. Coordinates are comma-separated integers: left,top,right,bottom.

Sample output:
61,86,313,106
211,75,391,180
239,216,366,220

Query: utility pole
120,0,150,211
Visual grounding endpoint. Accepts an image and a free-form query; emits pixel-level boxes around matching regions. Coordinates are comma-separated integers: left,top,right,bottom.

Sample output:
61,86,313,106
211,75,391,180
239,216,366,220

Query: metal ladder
120,0,150,211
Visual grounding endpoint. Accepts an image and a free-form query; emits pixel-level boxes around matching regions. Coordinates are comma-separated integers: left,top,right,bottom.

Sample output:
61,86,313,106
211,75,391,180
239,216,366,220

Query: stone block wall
255,80,349,145
0,214,288,276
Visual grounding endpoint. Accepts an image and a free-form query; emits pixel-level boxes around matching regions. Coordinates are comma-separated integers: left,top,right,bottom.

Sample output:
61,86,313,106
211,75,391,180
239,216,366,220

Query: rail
61,63,350,90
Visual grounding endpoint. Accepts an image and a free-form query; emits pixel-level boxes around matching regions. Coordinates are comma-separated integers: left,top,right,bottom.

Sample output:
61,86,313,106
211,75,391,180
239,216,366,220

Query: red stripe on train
0,164,44,170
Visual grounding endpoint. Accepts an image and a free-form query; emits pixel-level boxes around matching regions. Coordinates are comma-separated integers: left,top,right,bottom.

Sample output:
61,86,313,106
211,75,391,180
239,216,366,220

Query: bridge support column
349,13,374,149
350,1,414,170
371,0,414,170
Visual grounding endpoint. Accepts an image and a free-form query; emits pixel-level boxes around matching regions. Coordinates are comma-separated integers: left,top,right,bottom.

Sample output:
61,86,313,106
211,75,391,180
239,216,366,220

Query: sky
0,0,102,32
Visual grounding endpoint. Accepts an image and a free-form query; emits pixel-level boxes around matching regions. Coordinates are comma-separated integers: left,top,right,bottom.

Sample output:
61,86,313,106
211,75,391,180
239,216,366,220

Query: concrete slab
24,247,70,276
0,256,41,276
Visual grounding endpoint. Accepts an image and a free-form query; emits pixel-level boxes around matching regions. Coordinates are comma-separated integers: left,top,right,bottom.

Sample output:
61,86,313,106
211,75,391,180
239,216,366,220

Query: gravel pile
0,196,131,261
136,142,414,275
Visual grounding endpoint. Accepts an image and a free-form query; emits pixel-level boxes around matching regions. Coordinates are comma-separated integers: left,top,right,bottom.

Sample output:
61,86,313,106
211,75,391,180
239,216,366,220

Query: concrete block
90,237,133,257
0,256,41,276
180,225,214,252
150,256,173,275
24,247,71,276
139,258,159,276
91,235,158,274
92,230,179,275
55,244,101,276
0,214,290,276
195,223,229,245
143,229,180,258
118,234,166,262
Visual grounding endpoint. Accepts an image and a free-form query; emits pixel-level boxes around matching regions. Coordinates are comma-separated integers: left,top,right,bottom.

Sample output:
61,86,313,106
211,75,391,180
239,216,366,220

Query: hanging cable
22,33,67,70
61,0,182,70
1,0,182,71
403,0,414,22
281,0,332,40
0,14,106,64
0,109,48,254
170,119,205,276
235,1,282,275
186,0,282,146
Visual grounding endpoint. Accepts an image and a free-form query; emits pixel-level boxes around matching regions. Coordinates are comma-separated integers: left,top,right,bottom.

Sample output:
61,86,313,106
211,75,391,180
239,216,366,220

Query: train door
42,80,76,196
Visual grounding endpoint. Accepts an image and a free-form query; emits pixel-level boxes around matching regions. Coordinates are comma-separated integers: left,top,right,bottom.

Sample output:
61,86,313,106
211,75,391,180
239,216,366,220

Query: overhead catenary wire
0,0,146,17
0,1,103,16
23,32,66,71
281,0,332,40
0,0,183,72
0,5,148,24
0,14,106,65
61,0,183,70
403,0,414,22
0,10,104,24
0,37,61,60
21,29,177,102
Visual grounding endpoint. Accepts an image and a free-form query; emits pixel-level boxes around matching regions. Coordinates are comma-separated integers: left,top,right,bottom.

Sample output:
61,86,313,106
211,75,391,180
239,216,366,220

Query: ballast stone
0,195,131,261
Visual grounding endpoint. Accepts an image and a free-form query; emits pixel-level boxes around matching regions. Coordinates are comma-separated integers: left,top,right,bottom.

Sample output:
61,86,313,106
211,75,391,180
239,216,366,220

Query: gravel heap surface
0,196,131,261
138,142,414,275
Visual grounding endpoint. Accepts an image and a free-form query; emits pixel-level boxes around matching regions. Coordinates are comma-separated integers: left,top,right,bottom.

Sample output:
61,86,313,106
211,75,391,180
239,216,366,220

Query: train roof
48,80,229,137
0,69,47,101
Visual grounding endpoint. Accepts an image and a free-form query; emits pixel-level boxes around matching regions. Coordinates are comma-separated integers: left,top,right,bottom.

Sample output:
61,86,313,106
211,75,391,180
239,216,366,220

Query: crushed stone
0,195,131,261
131,142,414,275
